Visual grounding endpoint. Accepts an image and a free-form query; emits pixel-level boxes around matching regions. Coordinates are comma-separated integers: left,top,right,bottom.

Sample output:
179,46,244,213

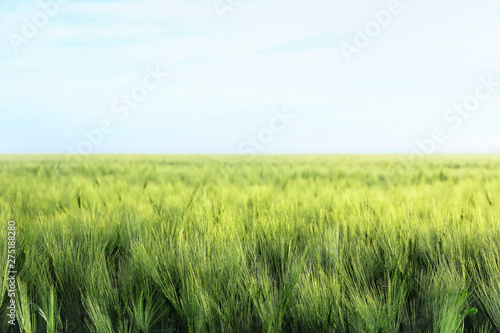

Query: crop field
1,155,500,332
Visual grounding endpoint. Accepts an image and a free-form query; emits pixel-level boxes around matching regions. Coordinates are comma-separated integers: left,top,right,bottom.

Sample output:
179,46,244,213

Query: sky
1,0,500,154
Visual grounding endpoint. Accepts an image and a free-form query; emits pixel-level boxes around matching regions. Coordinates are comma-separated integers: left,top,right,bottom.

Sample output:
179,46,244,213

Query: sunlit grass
0,154,499,332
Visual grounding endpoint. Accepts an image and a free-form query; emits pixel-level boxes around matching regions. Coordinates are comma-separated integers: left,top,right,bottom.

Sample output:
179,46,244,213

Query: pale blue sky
1,0,500,153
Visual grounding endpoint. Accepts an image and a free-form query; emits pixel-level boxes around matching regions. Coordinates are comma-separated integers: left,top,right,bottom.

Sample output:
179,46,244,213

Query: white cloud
1,0,500,153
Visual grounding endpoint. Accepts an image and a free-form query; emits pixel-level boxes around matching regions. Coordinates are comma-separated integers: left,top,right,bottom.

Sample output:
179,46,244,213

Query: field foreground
1,155,500,332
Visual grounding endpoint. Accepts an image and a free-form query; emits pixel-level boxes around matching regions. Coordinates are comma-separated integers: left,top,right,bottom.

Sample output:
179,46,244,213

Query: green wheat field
1,155,500,333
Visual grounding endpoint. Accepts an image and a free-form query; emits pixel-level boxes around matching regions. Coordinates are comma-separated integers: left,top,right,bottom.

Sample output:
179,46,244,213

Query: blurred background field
1,155,500,332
